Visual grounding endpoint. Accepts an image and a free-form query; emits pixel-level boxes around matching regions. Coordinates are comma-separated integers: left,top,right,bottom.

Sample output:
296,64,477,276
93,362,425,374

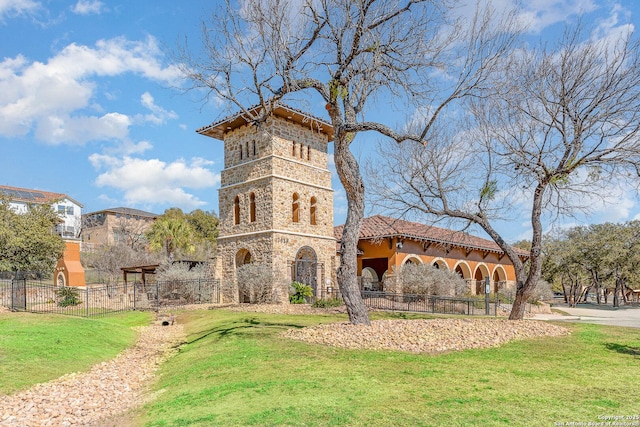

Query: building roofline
196,103,334,141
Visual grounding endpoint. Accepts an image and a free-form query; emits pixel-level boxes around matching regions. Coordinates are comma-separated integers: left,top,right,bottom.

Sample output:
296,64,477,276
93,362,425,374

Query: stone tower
197,104,336,302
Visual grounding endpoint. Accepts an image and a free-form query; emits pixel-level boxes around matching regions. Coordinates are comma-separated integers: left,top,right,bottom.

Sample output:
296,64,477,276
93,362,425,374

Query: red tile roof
334,215,528,256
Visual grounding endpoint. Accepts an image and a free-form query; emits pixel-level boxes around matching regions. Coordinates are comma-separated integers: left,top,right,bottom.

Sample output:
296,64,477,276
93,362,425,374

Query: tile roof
196,102,334,141
0,184,82,206
334,215,528,256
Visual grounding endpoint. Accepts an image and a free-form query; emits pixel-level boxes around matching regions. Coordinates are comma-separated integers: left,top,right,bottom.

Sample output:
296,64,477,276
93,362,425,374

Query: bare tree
369,22,640,319
179,0,518,325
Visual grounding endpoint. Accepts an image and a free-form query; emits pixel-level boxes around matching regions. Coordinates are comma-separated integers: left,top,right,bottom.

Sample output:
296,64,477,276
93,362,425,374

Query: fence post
133,282,136,311
85,286,89,318
155,281,159,313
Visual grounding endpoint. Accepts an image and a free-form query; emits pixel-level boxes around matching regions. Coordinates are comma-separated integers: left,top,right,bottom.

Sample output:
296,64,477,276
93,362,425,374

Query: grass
0,310,152,394
133,310,640,427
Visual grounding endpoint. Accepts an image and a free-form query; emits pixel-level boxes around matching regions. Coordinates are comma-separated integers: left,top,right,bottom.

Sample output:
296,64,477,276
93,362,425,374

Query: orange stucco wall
54,240,86,287
355,237,518,294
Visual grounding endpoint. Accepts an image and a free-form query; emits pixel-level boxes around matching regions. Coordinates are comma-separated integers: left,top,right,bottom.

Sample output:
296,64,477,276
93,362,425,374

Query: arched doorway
474,264,490,295
361,267,379,291
295,246,318,294
492,266,507,293
235,249,252,302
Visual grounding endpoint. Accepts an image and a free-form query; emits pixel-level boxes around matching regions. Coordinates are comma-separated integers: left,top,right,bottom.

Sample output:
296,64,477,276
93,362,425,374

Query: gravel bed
0,320,185,427
283,317,570,354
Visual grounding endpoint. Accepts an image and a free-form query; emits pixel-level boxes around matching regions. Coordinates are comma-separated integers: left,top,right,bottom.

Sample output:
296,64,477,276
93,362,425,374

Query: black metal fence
316,289,500,316
0,274,220,317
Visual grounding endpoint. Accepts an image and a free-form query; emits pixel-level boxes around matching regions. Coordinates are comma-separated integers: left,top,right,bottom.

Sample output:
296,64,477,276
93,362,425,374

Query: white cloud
0,36,182,144
136,92,178,125
90,154,220,209
71,0,105,15
0,0,40,20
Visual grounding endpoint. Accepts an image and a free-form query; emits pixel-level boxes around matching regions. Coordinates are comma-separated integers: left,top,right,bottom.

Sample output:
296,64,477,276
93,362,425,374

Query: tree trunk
333,129,370,326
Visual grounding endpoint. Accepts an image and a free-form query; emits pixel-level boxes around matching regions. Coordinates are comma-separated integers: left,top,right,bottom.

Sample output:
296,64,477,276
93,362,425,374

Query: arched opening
249,193,256,223
295,246,318,295
233,196,240,225
310,196,317,225
292,193,299,223
235,249,252,302
57,272,66,287
492,266,507,293
401,255,422,265
453,261,472,293
432,258,448,270
473,264,491,295
361,267,379,291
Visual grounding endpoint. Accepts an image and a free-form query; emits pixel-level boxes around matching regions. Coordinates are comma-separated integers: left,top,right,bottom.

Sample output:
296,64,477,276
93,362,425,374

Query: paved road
531,303,640,328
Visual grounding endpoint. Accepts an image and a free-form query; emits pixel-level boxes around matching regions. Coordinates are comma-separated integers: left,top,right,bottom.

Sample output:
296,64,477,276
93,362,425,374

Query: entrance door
295,246,317,294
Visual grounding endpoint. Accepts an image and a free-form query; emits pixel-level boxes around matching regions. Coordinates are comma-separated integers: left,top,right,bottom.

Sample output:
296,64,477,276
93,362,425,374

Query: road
531,302,640,328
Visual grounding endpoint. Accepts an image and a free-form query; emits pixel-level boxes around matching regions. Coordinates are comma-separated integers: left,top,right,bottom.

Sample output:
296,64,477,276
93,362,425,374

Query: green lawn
0,311,152,394
135,310,640,427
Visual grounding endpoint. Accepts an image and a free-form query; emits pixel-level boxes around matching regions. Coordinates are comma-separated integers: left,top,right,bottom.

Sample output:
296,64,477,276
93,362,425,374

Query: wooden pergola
120,264,160,286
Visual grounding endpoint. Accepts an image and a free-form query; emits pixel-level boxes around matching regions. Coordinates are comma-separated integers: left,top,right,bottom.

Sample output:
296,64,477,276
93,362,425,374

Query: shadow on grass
604,342,640,357
187,316,306,345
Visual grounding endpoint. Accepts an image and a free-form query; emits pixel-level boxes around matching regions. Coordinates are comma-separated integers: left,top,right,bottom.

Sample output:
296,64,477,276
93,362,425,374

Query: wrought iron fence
315,290,499,316
0,273,220,318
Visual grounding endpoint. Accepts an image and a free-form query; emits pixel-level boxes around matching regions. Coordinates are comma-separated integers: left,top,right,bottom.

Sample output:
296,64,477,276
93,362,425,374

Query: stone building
197,104,336,302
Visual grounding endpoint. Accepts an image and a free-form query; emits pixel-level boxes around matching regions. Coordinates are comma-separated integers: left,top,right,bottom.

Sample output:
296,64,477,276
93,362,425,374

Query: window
246,140,250,158
310,197,317,225
292,141,296,157
239,144,243,160
57,206,65,215
307,146,311,161
252,140,257,156
249,193,256,223
66,206,74,215
292,193,299,223
234,196,240,225
300,145,305,159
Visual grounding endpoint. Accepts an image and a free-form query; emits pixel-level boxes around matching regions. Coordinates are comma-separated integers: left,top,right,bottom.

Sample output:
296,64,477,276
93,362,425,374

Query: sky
1,0,640,243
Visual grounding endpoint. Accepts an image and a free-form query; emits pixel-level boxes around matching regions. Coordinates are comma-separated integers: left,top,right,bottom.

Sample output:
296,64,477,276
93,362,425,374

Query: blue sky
1,0,640,242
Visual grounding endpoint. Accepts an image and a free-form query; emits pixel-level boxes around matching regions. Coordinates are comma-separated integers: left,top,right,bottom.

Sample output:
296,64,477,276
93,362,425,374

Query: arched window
310,196,317,225
234,196,240,225
292,141,296,157
252,140,257,156
292,193,299,223
249,193,256,223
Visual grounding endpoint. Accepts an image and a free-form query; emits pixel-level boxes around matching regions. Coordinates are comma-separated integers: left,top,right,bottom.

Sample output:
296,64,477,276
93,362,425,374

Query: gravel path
0,320,185,427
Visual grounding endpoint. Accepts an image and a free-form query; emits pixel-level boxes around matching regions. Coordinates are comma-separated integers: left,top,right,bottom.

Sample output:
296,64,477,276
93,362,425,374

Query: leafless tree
179,0,518,324
369,22,640,319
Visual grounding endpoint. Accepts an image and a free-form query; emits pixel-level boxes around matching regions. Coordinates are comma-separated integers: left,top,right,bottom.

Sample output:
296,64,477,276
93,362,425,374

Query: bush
312,297,344,308
235,263,286,304
289,282,313,304
394,263,467,297
56,286,80,307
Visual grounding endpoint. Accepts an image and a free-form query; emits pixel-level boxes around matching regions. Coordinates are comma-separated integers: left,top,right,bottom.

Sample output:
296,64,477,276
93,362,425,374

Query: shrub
312,297,344,308
289,282,313,304
56,286,80,307
395,263,467,297
235,263,285,304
